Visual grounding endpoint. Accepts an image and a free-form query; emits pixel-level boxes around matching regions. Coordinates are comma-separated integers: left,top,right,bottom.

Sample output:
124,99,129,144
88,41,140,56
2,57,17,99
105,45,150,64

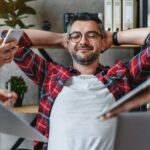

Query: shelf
110,45,140,48
12,105,38,113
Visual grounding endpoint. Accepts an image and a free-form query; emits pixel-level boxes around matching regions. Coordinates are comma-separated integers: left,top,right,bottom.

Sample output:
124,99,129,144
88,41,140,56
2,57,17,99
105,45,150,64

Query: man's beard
71,51,99,65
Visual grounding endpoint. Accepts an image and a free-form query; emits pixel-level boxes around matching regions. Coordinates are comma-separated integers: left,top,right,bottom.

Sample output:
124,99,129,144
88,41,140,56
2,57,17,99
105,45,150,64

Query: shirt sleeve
18,31,33,47
14,31,59,87
129,34,150,84
145,33,150,45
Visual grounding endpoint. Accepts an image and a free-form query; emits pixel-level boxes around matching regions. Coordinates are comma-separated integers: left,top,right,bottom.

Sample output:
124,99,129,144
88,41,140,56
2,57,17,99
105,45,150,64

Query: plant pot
14,94,24,107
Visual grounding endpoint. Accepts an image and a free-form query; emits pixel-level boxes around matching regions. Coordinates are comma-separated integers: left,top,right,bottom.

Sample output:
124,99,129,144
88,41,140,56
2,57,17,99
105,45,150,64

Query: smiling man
67,20,103,66
0,12,150,150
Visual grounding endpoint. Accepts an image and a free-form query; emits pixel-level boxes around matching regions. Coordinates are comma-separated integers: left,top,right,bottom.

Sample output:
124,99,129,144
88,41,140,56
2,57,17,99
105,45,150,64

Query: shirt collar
68,64,106,75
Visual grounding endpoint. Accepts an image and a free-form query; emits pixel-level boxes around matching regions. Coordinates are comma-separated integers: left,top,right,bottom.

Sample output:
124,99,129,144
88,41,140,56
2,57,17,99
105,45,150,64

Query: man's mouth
76,46,93,52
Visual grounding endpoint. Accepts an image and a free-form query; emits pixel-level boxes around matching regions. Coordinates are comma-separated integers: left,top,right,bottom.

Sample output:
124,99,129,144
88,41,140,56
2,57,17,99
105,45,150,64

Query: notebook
114,112,150,150
0,102,47,142
101,78,150,116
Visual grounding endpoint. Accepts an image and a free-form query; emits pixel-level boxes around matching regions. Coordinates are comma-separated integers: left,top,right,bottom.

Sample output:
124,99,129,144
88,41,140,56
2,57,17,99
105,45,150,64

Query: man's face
67,20,104,65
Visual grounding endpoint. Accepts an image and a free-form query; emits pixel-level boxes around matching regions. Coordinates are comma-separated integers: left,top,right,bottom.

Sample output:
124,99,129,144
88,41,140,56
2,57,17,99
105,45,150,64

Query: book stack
104,0,137,32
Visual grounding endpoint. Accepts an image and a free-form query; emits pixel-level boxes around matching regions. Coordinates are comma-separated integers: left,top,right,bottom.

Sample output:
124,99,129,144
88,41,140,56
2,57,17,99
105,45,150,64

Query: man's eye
71,34,80,39
88,33,97,38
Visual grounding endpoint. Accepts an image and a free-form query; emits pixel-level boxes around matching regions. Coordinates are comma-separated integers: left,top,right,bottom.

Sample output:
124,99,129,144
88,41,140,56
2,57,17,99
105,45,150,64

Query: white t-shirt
48,75,117,150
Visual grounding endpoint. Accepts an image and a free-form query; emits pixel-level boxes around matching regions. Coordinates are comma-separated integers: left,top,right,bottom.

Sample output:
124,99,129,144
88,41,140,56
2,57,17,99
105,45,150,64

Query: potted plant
0,0,36,28
5,76,28,107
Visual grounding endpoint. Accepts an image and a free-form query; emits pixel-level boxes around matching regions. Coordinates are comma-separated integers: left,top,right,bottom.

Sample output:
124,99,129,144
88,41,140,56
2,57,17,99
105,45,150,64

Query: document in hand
100,78,150,116
0,102,47,142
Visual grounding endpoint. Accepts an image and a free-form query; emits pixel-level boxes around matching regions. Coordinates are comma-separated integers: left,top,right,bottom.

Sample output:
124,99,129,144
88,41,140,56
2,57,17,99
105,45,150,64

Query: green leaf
5,76,28,95
0,0,36,28
16,0,36,3
17,6,36,15
5,20,17,28
0,13,9,19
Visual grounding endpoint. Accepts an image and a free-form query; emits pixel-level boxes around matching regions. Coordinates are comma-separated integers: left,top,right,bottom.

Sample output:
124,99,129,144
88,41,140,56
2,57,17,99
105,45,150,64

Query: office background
0,0,149,149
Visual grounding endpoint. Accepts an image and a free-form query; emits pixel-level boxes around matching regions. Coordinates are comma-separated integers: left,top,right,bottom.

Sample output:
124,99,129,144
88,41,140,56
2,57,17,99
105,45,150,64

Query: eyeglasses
68,31,102,43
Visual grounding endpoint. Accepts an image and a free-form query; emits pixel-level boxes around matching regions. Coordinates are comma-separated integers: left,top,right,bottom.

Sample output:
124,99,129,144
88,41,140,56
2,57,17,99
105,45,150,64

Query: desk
12,105,38,113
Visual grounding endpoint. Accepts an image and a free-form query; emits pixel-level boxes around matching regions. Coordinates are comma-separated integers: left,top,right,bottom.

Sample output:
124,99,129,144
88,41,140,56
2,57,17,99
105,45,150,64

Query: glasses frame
68,31,102,43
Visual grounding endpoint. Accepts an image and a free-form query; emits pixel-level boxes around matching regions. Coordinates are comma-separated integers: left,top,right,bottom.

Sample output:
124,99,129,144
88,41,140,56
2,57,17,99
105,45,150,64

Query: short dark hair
67,12,105,37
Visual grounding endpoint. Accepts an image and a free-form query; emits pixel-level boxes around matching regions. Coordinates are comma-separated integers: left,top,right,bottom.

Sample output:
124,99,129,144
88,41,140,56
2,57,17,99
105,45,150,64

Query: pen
7,82,13,108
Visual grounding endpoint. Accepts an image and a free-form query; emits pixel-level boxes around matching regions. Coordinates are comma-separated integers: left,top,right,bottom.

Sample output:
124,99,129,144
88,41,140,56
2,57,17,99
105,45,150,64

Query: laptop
0,101,47,142
100,78,150,116
114,112,150,150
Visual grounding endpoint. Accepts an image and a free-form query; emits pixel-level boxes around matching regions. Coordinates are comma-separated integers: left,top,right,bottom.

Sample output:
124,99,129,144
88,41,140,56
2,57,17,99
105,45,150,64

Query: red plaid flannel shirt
13,32,150,149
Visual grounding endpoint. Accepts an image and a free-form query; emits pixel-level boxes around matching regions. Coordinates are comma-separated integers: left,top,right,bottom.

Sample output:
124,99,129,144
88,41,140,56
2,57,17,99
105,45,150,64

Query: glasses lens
86,31,101,39
69,32,81,43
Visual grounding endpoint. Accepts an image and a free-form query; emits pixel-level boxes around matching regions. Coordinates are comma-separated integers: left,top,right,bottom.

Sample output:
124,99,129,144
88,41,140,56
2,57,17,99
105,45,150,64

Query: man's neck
73,60,100,75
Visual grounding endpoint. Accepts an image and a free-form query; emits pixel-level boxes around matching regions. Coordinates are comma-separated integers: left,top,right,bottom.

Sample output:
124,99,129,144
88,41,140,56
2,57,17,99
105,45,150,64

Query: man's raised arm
23,29,68,48
116,28,150,45
101,28,150,51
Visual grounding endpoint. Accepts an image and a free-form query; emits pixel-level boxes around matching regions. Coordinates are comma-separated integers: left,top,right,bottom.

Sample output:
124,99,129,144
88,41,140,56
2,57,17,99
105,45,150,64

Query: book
104,0,113,31
122,0,137,30
112,0,122,32
64,13,74,32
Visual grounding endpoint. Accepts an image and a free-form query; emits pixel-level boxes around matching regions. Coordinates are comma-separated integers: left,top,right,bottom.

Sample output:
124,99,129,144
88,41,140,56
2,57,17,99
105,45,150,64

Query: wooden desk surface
12,105,38,113
12,105,150,114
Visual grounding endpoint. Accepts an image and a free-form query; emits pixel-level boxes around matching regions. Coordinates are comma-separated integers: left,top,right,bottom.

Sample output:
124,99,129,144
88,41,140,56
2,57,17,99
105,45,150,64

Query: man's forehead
70,20,100,32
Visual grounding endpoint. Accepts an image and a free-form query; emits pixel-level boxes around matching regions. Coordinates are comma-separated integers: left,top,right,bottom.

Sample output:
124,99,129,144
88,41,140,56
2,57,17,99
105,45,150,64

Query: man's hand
62,33,68,49
100,87,150,121
0,38,18,67
100,31,113,53
0,89,17,106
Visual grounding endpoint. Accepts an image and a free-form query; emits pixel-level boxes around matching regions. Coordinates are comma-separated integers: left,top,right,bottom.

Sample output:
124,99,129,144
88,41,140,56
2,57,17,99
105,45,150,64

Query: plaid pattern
13,32,150,150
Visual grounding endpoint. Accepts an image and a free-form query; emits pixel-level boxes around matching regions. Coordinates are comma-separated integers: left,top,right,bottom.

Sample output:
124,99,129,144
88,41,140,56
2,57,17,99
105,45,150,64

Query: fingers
101,89,150,121
0,40,17,53
101,98,143,121
63,33,69,49
100,103,130,121
0,89,17,101
0,89,11,102
5,91,17,107
0,41,18,66
11,91,18,103
0,89,17,107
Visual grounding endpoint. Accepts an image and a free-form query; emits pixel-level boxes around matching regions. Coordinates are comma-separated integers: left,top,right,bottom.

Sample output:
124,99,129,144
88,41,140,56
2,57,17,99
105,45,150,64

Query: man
0,13,150,150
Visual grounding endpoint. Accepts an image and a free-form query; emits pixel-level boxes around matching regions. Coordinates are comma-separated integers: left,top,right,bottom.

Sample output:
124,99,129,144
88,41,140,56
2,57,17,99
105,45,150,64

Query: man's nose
79,34,89,44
